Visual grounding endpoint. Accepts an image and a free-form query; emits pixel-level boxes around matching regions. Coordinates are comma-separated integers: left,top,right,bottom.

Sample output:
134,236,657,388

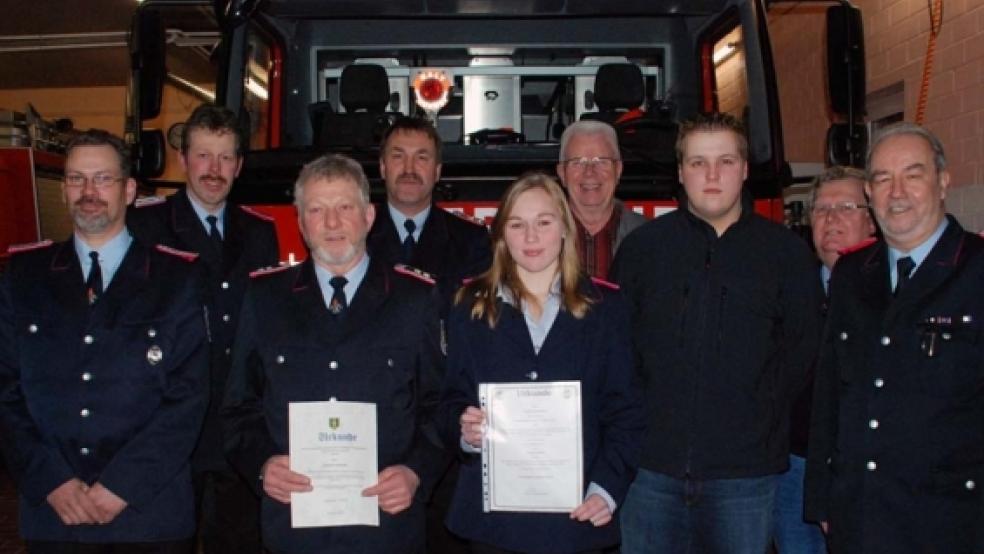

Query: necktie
206,215,223,251
85,251,102,304
328,276,348,315
894,256,915,296
402,219,417,263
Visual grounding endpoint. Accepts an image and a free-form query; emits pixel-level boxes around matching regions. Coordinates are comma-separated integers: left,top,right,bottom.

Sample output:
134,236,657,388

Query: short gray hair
866,122,947,176
293,154,371,208
810,165,868,205
558,120,620,161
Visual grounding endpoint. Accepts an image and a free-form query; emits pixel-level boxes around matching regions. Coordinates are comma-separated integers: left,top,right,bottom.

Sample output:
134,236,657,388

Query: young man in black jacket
612,113,823,554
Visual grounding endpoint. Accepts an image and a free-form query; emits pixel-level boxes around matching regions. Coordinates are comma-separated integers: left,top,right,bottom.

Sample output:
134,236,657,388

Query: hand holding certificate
479,381,583,513
288,401,379,528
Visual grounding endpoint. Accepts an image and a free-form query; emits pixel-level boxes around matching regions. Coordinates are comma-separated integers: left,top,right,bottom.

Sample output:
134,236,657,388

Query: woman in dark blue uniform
439,173,644,554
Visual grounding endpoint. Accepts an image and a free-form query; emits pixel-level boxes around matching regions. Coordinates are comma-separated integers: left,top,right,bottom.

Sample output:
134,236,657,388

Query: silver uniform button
80,408,90,418
225,348,232,356
866,460,877,471
276,355,285,364
83,335,94,345
966,480,976,491
79,447,90,456
329,396,337,402
329,360,339,370
880,336,891,346
147,328,157,338
873,378,885,388
527,371,538,381
28,324,38,333
82,372,92,382
941,332,952,341
868,419,879,429
222,314,231,323
839,331,848,341
387,358,394,367
221,281,230,289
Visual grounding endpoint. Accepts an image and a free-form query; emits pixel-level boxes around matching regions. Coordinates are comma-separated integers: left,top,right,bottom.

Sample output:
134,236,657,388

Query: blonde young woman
439,173,644,554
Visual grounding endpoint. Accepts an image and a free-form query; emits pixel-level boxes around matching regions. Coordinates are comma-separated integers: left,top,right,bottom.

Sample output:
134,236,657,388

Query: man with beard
222,154,446,554
805,123,984,554
773,166,875,554
369,117,491,296
128,104,279,554
0,129,208,553
555,120,646,278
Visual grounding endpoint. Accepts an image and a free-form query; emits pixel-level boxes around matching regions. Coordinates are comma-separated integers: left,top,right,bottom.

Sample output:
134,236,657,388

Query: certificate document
288,401,379,528
479,380,583,513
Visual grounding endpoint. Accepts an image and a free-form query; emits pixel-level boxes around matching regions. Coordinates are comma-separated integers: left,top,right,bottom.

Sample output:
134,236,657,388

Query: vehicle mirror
825,123,868,168
136,129,166,179
827,5,866,117
131,8,165,120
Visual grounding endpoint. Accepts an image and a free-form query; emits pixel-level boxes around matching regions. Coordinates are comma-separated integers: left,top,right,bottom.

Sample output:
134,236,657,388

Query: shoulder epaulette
240,205,276,222
249,264,290,278
394,264,436,285
155,244,199,262
590,276,620,291
449,210,487,227
6,239,53,254
134,195,166,208
837,237,877,257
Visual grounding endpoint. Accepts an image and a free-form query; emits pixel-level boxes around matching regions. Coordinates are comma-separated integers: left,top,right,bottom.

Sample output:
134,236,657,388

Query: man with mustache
368,117,491,296
368,117,491,552
222,154,446,554
773,166,875,554
555,120,646,278
805,123,984,554
612,113,822,554
128,104,279,554
0,129,208,553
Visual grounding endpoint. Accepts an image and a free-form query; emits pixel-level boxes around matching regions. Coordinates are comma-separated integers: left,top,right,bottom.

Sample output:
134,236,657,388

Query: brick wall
770,0,984,229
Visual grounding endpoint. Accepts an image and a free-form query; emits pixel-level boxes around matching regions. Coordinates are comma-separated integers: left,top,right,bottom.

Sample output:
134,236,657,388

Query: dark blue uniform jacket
0,238,208,542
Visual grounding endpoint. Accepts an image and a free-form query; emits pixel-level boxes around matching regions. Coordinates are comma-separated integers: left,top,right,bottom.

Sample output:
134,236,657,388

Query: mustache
200,174,229,185
396,173,423,184
74,197,107,208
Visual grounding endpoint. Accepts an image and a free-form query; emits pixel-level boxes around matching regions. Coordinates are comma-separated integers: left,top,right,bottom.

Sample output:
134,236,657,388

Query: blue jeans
773,455,827,554
620,469,777,554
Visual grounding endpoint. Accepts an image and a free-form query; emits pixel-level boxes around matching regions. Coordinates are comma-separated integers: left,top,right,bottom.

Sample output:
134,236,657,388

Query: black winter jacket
612,198,822,479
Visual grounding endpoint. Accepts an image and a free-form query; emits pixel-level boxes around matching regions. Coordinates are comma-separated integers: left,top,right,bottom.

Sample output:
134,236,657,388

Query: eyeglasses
562,156,618,173
64,173,123,190
810,201,869,218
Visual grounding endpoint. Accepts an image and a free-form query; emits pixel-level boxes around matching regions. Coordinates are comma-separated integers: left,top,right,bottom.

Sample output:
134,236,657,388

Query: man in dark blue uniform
805,122,984,554
369,116,490,553
0,129,208,553
222,154,446,554
128,104,279,554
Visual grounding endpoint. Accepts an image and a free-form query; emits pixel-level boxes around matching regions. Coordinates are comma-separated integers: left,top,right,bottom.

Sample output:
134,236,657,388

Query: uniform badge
146,345,163,365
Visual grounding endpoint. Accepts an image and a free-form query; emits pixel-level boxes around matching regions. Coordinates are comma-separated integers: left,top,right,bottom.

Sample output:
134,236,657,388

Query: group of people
0,102,980,554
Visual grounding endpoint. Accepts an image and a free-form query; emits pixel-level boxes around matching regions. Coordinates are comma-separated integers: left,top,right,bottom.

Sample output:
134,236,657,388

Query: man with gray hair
805,122,984,554
222,153,447,554
556,120,646,278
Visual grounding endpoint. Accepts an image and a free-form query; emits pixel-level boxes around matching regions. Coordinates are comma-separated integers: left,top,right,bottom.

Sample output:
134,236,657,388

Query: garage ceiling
0,0,208,89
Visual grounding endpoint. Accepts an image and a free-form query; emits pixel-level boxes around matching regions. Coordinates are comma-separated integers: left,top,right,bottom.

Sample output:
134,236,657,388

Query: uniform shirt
389,203,430,243
312,254,370,309
187,195,226,238
888,217,947,289
74,228,133,290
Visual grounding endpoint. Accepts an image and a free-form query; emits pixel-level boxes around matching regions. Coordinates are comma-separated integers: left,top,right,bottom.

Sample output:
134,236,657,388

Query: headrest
340,64,391,113
593,63,644,112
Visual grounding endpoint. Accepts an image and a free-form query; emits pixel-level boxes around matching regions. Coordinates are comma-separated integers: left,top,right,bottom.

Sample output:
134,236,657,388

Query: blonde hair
456,172,593,326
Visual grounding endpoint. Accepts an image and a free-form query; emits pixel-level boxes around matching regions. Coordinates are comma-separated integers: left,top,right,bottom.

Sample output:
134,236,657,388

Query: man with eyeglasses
0,129,208,553
805,123,984,554
556,120,646,278
128,104,279,554
613,113,822,554
773,166,876,554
